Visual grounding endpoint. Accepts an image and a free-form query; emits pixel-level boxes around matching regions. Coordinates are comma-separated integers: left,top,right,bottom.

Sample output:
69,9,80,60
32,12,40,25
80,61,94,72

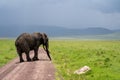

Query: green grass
50,40,120,80
0,39,17,67
0,39,120,80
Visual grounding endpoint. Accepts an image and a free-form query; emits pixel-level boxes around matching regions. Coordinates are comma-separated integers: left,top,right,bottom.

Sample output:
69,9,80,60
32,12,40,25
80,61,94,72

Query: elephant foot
27,58,32,62
20,59,24,63
32,57,39,61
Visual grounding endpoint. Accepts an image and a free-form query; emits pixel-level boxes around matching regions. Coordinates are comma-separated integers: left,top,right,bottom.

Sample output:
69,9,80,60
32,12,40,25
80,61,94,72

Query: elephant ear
42,33,48,44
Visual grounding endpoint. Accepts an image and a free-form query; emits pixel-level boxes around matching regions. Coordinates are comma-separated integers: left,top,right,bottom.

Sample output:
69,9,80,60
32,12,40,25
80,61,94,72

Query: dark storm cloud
0,0,120,29
91,0,120,13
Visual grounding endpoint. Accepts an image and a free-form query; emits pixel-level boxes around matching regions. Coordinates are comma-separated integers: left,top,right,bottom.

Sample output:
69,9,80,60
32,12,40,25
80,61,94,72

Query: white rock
74,66,91,74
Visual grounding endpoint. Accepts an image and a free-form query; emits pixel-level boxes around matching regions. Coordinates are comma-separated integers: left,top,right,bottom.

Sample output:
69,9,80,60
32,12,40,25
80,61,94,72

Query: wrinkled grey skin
15,32,51,62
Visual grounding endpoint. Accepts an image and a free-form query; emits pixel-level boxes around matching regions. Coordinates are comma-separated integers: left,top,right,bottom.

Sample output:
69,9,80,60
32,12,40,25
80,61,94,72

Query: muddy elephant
15,32,51,62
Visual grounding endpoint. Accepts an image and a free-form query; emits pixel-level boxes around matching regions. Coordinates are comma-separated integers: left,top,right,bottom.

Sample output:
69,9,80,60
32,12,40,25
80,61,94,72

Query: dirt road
0,48,55,80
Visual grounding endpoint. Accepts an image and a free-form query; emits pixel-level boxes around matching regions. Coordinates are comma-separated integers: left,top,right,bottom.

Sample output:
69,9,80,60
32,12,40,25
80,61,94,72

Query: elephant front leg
32,49,39,61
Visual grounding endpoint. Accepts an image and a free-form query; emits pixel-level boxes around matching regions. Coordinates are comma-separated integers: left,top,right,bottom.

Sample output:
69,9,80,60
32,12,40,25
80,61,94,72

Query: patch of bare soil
0,48,55,80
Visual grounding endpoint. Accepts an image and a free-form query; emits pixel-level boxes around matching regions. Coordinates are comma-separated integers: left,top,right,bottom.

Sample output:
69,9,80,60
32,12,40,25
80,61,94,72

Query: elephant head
41,33,51,60
41,33,49,50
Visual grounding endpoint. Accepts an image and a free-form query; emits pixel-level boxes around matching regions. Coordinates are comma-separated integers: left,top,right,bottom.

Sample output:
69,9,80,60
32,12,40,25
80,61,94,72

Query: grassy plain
0,39,17,67
50,40,120,80
0,39,120,80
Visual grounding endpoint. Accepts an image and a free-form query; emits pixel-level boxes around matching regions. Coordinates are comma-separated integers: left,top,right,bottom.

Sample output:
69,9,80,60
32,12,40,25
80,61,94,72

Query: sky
0,0,120,29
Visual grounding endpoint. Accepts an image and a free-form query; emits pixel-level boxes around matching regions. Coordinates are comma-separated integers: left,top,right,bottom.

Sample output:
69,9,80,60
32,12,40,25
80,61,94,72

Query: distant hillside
0,25,69,37
68,27,113,35
0,25,120,40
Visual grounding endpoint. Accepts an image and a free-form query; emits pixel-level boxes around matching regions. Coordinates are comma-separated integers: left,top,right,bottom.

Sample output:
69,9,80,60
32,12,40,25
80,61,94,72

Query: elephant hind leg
26,52,32,62
19,53,24,62
17,49,24,62
24,48,31,62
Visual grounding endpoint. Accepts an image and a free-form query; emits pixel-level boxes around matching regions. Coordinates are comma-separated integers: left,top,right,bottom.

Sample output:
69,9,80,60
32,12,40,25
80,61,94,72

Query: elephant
15,32,51,62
